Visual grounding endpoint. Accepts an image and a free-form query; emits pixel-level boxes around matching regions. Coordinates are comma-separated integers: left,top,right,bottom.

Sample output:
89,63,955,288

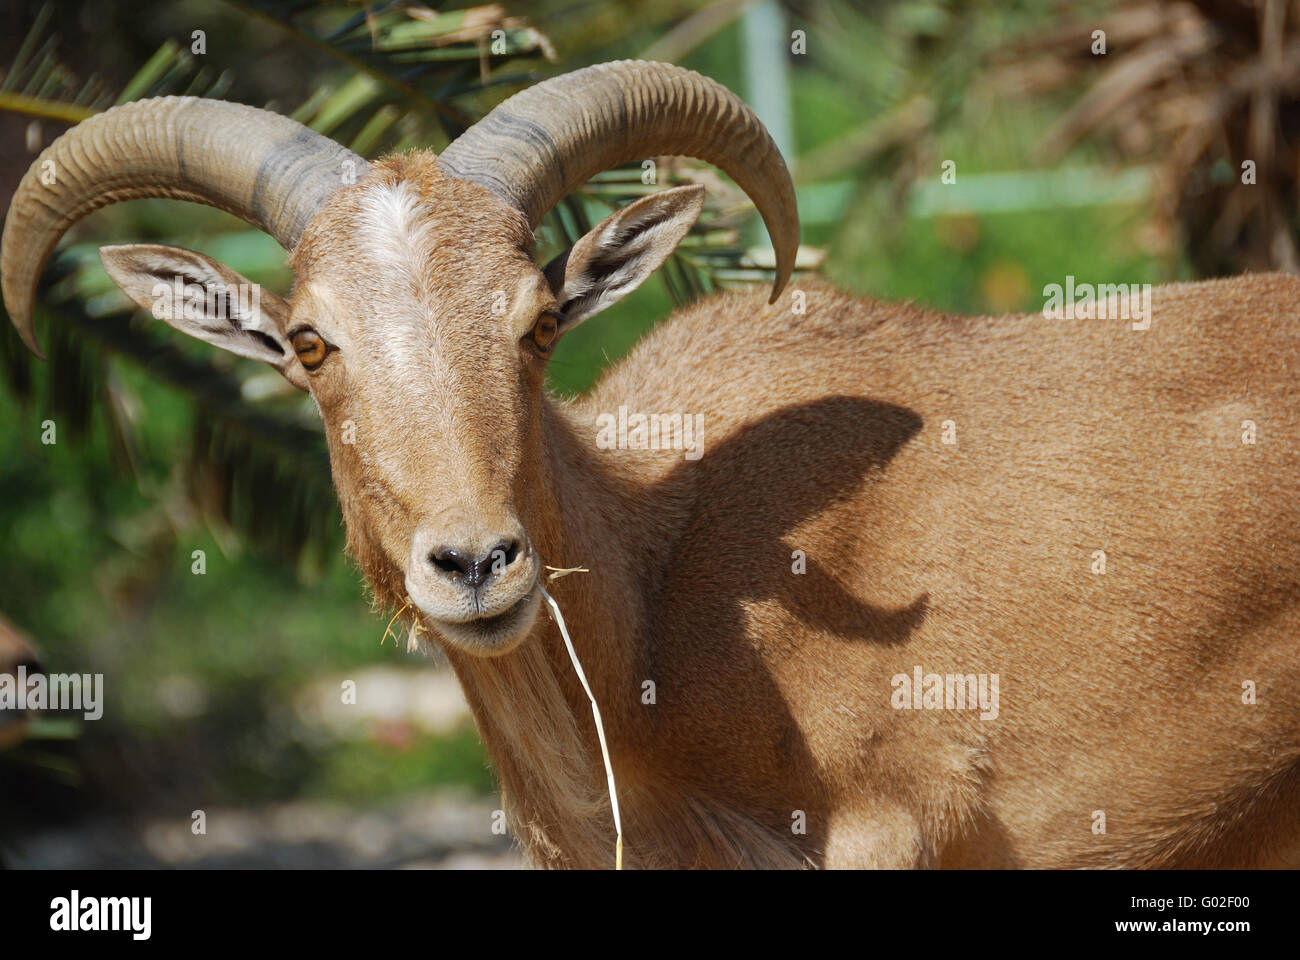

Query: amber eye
291,328,330,370
530,312,559,351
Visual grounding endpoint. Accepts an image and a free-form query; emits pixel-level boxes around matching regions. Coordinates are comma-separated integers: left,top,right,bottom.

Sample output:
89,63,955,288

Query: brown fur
445,274,1300,868
105,153,1300,868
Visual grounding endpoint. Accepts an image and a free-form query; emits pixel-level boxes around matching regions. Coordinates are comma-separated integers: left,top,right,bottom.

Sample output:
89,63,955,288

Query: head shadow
658,393,928,642
626,393,928,865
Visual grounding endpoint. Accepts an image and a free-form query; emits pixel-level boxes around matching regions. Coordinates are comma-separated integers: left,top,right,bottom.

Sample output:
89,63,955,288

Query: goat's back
574,274,1300,867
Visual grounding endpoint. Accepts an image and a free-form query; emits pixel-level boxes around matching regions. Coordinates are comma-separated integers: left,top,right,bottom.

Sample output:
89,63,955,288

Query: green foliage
306,728,496,802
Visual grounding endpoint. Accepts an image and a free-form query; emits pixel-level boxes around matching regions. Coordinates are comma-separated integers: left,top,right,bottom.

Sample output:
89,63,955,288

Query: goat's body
18,65,1292,870
448,274,1300,868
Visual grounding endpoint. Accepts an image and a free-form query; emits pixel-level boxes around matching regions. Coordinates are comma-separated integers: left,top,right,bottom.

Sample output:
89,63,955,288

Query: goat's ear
99,243,308,391
543,184,704,331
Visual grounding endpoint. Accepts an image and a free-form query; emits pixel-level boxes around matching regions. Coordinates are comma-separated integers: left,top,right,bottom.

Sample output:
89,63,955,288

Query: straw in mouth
538,581,623,870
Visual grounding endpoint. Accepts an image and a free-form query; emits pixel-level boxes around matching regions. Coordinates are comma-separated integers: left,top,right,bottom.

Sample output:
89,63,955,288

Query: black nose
429,540,522,590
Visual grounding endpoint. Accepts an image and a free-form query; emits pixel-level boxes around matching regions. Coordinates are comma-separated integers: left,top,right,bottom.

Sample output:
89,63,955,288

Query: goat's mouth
418,587,540,656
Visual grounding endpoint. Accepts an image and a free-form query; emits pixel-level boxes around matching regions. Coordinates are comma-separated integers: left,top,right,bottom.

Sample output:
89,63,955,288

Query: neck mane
436,397,655,867
425,397,807,868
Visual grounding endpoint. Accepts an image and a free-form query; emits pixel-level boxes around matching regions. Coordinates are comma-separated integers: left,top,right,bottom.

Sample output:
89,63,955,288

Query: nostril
494,540,521,567
425,539,525,589
429,548,469,576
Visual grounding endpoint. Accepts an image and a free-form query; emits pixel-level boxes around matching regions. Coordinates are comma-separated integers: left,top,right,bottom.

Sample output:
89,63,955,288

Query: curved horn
1,96,366,358
437,60,799,303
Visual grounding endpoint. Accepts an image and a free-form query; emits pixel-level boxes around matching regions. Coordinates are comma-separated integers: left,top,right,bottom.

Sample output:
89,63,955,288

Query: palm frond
227,0,556,141
4,259,336,563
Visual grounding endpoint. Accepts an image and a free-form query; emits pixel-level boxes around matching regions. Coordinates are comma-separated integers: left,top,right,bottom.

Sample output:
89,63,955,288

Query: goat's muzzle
404,523,541,656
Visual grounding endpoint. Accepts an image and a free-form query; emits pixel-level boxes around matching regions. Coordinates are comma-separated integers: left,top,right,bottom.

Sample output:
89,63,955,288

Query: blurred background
0,0,1291,867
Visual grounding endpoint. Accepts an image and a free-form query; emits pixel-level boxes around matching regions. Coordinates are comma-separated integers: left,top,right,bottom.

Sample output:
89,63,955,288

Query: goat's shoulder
582,280,964,415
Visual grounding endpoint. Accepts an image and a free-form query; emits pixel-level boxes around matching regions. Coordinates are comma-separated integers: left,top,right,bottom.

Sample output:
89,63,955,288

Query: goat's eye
291,328,330,370
530,313,559,351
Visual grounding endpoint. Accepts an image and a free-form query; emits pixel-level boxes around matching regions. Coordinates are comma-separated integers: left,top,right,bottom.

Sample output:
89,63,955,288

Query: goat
3,60,1299,868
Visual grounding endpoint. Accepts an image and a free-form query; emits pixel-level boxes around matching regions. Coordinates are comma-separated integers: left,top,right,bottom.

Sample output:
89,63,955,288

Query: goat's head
1,61,798,656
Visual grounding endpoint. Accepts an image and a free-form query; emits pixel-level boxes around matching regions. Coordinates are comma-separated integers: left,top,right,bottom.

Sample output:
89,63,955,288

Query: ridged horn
1,96,366,358
437,60,799,303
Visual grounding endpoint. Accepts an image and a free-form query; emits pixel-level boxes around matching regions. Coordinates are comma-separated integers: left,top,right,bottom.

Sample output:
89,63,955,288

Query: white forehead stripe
358,180,432,285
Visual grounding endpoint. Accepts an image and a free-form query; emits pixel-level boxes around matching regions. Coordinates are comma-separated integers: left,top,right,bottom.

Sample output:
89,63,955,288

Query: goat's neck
441,396,673,867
